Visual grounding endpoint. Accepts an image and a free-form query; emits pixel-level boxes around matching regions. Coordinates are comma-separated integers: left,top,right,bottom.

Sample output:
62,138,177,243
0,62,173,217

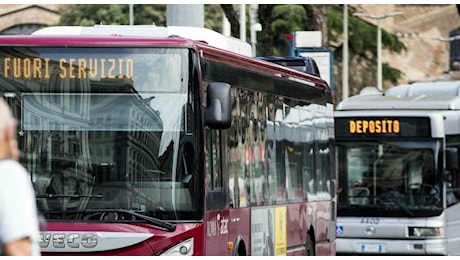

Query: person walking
0,97,41,256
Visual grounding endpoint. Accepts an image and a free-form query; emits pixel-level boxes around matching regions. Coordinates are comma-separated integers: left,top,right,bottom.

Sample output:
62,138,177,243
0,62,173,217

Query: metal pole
342,4,349,100
129,4,134,25
353,12,403,91
222,11,230,36
167,4,204,28
377,19,382,91
240,4,246,41
250,4,257,56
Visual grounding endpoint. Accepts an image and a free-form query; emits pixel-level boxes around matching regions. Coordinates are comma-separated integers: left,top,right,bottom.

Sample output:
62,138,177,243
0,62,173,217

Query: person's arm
0,161,41,256
4,237,33,256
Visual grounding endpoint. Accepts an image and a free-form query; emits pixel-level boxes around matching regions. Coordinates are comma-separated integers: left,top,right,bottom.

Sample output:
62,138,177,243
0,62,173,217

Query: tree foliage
271,5,307,56
204,5,223,33
57,4,166,26
272,5,306,35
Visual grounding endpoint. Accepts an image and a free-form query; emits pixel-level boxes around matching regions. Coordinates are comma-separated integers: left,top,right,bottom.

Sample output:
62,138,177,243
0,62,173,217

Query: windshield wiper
36,194,103,199
40,208,176,232
83,209,176,232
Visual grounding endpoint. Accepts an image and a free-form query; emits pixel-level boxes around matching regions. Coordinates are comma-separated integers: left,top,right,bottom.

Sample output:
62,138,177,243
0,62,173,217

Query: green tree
205,5,223,33
58,4,222,32
57,4,166,26
271,5,307,56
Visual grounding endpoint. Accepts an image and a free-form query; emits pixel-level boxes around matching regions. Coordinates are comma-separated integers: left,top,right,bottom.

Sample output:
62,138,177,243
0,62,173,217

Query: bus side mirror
204,82,232,129
446,147,458,171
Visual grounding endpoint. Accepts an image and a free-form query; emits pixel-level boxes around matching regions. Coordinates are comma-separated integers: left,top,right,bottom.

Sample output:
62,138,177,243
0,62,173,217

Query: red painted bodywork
41,222,205,256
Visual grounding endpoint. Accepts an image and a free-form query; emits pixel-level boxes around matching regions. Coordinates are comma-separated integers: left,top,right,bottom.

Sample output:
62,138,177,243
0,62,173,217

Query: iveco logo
39,232,97,249
365,226,376,236
39,231,154,253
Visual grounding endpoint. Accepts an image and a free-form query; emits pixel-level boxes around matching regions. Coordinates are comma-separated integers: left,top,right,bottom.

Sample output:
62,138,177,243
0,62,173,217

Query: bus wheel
305,235,315,256
234,239,247,256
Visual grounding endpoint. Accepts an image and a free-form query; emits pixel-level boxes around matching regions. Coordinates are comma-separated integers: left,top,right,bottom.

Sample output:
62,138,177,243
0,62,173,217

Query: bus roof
336,81,460,111
32,25,253,57
385,81,460,97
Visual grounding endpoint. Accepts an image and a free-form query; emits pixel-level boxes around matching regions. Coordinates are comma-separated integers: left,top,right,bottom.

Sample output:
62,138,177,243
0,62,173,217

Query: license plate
358,243,385,253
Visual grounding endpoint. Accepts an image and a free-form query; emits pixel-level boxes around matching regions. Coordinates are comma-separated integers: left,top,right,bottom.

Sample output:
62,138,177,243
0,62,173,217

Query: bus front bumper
336,238,447,255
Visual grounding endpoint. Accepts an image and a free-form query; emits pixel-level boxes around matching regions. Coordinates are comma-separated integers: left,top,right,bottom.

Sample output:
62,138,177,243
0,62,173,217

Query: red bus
1,25,336,256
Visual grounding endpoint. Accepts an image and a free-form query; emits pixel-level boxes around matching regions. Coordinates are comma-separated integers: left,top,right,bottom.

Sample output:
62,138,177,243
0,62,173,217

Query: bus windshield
337,140,443,217
0,47,201,222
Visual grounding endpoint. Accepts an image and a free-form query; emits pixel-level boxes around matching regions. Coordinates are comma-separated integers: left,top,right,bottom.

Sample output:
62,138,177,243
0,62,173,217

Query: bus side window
449,146,460,201
206,128,222,190
227,88,250,208
275,96,287,204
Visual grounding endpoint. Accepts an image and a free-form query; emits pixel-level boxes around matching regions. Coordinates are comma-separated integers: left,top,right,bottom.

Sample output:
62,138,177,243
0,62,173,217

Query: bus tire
305,234,315,256
233,235,247,256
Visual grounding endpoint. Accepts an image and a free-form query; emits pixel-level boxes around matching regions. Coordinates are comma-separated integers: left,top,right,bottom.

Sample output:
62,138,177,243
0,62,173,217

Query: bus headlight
409,227,442,237
160,238,194,256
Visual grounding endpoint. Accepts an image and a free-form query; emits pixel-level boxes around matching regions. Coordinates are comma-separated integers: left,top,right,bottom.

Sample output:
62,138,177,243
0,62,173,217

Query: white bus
335,81,460,255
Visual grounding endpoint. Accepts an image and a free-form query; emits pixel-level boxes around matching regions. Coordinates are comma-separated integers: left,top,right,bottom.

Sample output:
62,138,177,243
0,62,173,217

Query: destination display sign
0,47,186,94
335,117,431,138
2,57,134,80
349,119,400,134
